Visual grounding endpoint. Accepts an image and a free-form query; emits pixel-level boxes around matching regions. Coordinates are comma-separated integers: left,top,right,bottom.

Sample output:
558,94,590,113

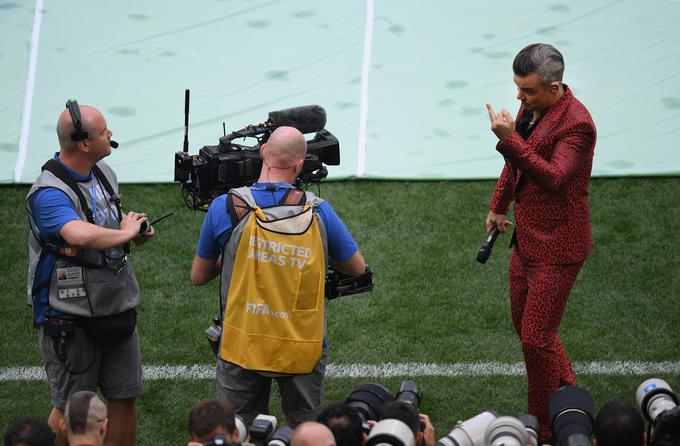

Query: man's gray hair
513,43,564,87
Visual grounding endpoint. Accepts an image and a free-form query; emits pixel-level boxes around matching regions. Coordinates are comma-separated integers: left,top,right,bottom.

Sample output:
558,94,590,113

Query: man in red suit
485,43,596,441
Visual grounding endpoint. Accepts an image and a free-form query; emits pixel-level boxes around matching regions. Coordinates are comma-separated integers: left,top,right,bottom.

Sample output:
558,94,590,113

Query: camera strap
226,187,306,227
42,160,96,224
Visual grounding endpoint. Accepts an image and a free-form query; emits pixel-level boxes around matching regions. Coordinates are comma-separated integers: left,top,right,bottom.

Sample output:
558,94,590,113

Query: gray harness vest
26,160,140,318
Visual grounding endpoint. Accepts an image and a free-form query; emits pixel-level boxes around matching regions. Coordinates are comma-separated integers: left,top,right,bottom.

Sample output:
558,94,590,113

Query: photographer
59,391,108,446
594,401,646,446
26,102,154,446
378,402,435,446
318,403,367,446
4,417,55,446
291,422,337,446
191,126,366,426
484,43,596,441
187,400,240,446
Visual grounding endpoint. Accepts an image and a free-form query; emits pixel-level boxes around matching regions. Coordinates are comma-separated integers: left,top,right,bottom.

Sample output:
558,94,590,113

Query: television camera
174,90,340,211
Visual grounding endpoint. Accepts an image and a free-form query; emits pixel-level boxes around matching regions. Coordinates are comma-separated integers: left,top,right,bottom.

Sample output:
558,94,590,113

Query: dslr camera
203,414,292,446
345,380,421,424
174,90,340,211
345,381,425,446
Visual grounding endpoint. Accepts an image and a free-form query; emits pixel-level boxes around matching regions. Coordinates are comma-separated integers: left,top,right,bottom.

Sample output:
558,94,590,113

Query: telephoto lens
519,414,539,445
433,411,498,446
235,415,248,443
484,416,529,446
346,383,395,422
366,419,416,446
395,380,421,409
636,378,680,446
636,378,679,423
549,386,594,446
268,425,294,446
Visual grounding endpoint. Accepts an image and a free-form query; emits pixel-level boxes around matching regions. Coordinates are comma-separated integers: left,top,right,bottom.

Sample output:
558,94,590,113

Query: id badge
55,260,87,299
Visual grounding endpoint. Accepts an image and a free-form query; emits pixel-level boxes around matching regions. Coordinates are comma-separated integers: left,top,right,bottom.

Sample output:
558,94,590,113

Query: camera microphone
267,105,327,134
109,140,119,148
476,224,500,264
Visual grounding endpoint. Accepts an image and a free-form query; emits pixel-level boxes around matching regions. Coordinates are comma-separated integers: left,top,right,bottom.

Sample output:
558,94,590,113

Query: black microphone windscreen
268,105,326,134
109,140,119,149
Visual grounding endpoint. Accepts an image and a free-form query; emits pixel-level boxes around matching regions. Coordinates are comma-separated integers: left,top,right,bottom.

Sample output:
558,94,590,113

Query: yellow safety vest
220,204,326,374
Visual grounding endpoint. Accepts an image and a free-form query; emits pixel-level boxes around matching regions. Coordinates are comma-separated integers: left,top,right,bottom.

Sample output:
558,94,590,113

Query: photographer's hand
486,211,513,233
486,103,515,141
420,413,435,446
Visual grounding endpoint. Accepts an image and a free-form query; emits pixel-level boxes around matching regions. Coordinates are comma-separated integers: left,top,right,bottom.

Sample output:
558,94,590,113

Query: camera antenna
223,122,226,137
183,89,190,153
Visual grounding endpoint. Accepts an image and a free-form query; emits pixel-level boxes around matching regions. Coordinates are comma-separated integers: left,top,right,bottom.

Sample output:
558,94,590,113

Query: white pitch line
2,361,680,382
356,0,374,179
15,0,45,183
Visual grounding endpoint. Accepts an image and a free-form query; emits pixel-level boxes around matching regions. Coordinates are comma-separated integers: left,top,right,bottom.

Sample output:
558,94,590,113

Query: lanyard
91,182,97,225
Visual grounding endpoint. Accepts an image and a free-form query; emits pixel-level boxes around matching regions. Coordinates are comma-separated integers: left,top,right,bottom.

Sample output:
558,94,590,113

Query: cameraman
593,401,646,446
191,126,366,426
4,417,55,446
378,402,435,446
291,422,337,446
187,399,240,446
318,403,366,446
59,391,108,446
26,103,153,446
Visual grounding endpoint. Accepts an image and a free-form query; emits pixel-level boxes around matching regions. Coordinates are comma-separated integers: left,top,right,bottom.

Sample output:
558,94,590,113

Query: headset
65,99,119,148
65,99,89,141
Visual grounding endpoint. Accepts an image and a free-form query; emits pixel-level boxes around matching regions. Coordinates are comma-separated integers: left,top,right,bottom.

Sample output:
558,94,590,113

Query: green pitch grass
1,178,679,443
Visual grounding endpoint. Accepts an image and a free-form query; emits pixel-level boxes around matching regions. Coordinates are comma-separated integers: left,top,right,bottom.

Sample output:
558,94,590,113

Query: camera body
202,434,230,446
175,128,339,211
345,381,423,446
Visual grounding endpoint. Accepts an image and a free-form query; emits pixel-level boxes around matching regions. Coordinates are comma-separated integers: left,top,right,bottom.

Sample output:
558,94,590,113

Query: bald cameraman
191,126,365,426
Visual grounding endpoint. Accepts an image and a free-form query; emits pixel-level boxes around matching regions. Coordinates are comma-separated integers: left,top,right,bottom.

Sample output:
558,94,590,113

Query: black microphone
109,140,119,148
267,105,327,134
476,225,500,264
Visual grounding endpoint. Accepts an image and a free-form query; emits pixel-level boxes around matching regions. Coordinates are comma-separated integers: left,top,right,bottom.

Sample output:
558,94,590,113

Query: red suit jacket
490,85,596,264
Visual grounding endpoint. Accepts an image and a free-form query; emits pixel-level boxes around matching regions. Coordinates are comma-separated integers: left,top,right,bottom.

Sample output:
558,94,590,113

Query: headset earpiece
66,99,88,141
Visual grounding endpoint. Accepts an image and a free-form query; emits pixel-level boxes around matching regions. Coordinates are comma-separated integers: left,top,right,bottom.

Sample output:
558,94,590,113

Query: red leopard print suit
490,85,596,439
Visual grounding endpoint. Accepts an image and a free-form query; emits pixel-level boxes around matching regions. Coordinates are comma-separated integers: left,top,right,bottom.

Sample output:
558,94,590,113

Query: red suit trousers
509,249,583,439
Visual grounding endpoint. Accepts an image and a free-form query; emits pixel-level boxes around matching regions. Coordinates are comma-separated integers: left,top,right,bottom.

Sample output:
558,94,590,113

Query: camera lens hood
366,419,415,446
485,416,528,446
636,378,679,421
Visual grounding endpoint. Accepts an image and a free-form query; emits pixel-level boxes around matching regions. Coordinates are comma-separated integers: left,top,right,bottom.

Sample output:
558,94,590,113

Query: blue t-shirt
196,183,358,262
29,160,90,242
